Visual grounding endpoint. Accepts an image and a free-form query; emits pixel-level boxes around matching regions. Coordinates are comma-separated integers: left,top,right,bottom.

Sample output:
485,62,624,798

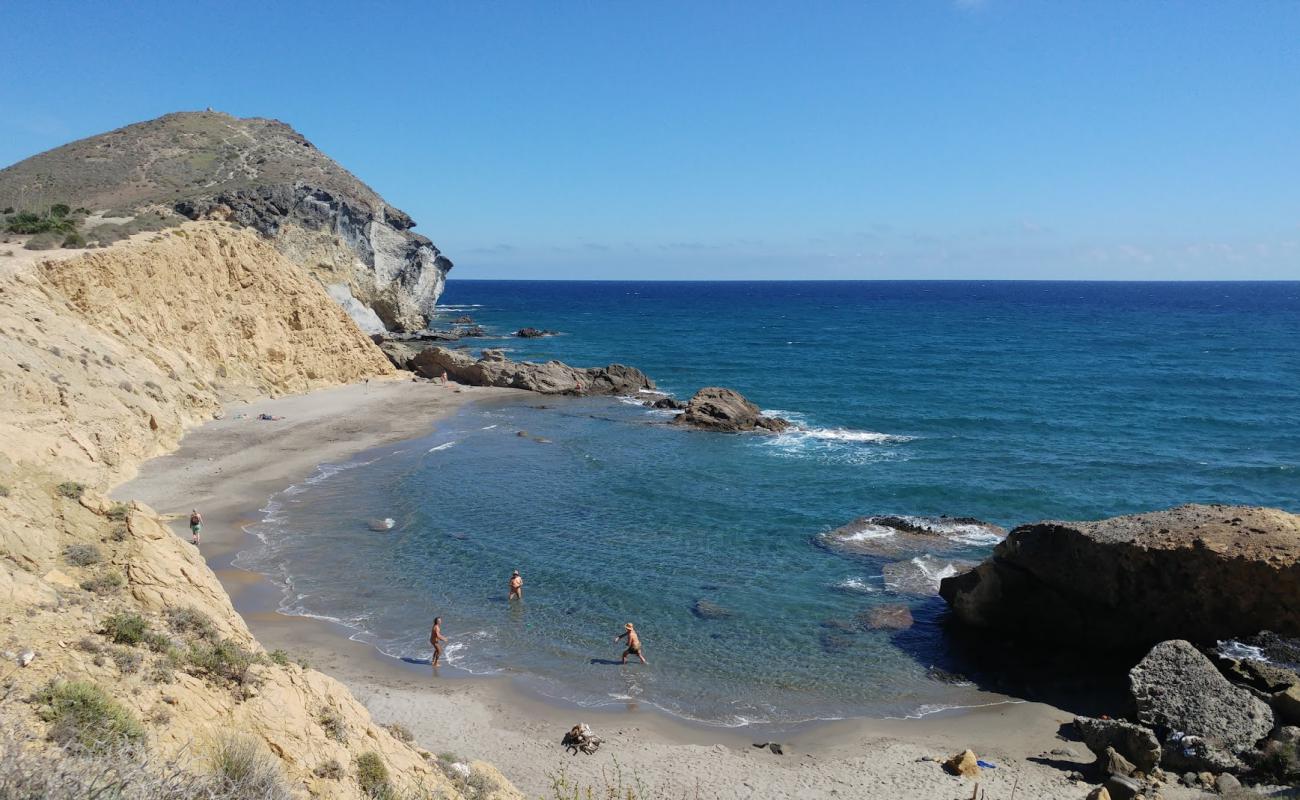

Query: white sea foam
886,699,1025,721
892,515,1005,546
481,424,498,430
834,577,879,593
427,441,456,453
842,525,897,541
1217,640,1269,662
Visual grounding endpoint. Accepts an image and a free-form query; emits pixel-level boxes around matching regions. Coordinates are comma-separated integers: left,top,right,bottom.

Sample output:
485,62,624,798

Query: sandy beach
114,379,1204,800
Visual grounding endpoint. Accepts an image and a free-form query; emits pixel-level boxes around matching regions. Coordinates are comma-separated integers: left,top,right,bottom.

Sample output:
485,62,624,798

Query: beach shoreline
112,377,1175,799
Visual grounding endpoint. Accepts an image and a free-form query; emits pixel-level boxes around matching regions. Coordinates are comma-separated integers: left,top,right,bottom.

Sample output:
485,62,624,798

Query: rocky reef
391,345,655,396
939,504,1300,650
0,110,450,333
671,387,790,433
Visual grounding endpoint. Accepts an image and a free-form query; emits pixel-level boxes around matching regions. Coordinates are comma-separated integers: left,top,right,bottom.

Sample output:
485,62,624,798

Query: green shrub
354,751,391,798
80,570,125,594
25,231,62,250
61,231,86,248
142,631,173,653
6,210,74,235
65,543,102,566
313,758,345,779
112,647,143,674
206,734,293,800
186,639,260,689
50,203,71,218
102,612,149,646
318,706,347,743
166,606,217,641
0,484,11,498
55,481,85,499
33,680,145,752
268,648,290,667
106,503,129,521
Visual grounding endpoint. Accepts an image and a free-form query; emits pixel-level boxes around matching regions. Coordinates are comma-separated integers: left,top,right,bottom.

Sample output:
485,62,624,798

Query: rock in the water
515,327,557,338
856,604,914,630
940,504,1300,650
451,315,474,324
671,387,790,433
367,518,395,532
883,555,976,596
690,599,732,620
816,515,1006,559
1130,640,1274,772
644,396,686,410
408,347,654,396
1074,716,1162,774
943,749,981,778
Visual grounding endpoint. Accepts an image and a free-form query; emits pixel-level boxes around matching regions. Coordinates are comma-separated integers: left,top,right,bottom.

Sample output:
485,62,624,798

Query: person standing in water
189,509,202,545
429,616,447,667
615,622,647,665
508,570,524,601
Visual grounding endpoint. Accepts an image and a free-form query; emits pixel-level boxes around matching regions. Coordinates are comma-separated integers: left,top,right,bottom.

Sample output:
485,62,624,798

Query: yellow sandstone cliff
0,223,520,798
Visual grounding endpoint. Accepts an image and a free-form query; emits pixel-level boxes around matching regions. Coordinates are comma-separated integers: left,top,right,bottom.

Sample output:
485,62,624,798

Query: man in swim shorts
189,509,202,545
430,616,447,667
508,570,523,600
615,622,646,665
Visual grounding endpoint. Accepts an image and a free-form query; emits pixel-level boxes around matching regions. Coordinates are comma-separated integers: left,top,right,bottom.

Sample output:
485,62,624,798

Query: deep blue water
237,281,1300,725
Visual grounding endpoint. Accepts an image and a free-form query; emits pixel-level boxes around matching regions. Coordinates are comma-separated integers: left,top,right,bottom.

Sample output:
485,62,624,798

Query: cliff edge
0,111,450,332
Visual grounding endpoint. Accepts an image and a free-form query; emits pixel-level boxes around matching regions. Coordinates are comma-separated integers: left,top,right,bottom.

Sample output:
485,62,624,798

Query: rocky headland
0,110,450,333
386,345,656,396
671,386,791,432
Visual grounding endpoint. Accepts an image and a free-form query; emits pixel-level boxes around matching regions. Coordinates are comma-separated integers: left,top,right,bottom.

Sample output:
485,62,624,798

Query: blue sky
2,2,1297,280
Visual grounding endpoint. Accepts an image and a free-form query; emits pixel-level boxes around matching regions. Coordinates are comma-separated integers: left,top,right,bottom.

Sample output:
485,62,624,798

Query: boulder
407,347,654,396
690,599,732,620
1085,787,1111,800
1074,716,1162,774
816,515,1006,559
1276,684,1300,726
1102,774,1141,800
856,604,914,631
671,387,790,433
1102,746,1136,777
943,749,981,778
940,505,1300,651
515,327,556,338
1130,640,1274,772
644,396,686,410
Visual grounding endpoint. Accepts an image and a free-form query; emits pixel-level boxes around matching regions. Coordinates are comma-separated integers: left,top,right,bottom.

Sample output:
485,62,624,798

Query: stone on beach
671,387,790,433
943,749,981,778
939,504,1300,650
1074,716,1162,774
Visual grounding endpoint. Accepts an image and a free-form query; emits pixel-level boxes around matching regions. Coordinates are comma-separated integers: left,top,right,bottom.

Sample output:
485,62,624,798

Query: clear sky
2,2,1297,280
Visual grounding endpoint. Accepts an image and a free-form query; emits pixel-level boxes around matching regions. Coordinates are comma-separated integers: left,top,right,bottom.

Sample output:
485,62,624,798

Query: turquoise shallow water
236,281,1300,725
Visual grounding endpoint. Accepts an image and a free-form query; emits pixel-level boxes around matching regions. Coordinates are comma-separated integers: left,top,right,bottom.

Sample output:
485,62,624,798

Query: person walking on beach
189,509,202,545
508,570,524,601
616,622,647,665
429,616,447,667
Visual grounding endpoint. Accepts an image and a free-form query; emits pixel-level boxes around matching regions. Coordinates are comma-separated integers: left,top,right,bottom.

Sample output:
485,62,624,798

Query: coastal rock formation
1130,640,1273,771
0,226,518,799
644,396,686,410
408,346,655,396
1074,716,1162,774
883,555,975,596
939,504,1300,650
816,515,1006,558
515,327,557,338
671,387,790,433
0,110,450,332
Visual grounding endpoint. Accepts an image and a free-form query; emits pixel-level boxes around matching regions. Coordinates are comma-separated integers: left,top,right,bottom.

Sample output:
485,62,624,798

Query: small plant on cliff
101,612,149,645
0,484,11,498
185,638,262,694
314,758,345,779
55,480,86,499
64,543,102,566
106,502,129,521
32,680,145,753
318,705,348,743
206,733,293,800
166,605,218,642
80,569,124,594
267,648,291,667
354,751,391,798
383,722,414,744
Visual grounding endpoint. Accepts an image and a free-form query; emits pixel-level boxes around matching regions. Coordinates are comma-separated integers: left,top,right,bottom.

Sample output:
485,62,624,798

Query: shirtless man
429,616,447,667
615,622,647,665
508,570,523,601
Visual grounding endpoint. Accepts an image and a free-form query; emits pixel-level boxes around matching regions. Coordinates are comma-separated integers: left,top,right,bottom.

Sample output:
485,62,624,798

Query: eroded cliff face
0,225,517,799
0,110,451,333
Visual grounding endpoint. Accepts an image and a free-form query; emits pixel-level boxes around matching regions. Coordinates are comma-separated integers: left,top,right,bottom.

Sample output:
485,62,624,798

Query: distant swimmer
430,616,447,667
616,622,647,665
189,509,203,545
508,570,524,601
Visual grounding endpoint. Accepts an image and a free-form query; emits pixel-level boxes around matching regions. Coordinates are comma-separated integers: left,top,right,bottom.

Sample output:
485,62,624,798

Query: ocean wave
885,699,1025,721
891,515,1005,546
427,441,456,453
834,577,879,593
1217,639,1269,662
481,424,498,430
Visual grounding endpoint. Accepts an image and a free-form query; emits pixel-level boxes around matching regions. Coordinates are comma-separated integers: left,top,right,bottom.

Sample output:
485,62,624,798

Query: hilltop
0,111,450,332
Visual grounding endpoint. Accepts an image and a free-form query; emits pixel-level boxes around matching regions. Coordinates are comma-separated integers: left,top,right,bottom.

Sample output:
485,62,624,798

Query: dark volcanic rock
816,515,1006,559
451,315,474,324
939,504,1300,650
671,387,790,433
407,346,654,396
644,396,686,410
515,327,557,338
1130,639,1274,772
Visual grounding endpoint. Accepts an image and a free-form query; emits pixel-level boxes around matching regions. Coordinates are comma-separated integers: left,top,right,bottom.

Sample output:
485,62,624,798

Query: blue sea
235,281,1300,726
